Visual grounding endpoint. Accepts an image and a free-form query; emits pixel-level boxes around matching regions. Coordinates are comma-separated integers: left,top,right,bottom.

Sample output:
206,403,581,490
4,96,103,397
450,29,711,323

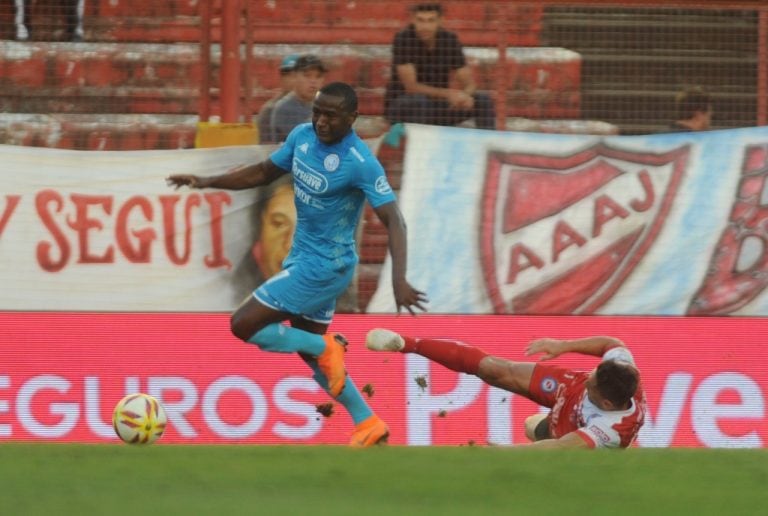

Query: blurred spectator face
676,87,712,130
412,8,442,44
252,183,296,278
699,106,713,130
294,68,326,103
279,70,297,94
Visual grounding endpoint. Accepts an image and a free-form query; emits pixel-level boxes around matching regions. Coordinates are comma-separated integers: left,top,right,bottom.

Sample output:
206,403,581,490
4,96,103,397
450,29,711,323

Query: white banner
0,144,272,311
368,124,768,316
6,125,768,316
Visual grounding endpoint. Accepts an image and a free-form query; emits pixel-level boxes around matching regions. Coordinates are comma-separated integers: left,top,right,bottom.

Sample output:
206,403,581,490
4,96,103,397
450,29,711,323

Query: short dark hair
595,360,639,408
319,82,358,113
676,86,712,120
411,3,443,15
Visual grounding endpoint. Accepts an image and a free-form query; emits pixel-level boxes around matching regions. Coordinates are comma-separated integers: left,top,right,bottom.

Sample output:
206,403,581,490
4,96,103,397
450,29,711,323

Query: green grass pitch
0,444,766,515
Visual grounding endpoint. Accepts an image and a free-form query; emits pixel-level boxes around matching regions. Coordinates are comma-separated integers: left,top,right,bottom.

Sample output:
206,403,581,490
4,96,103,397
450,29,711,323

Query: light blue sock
303,356,373,425
248,323,325,356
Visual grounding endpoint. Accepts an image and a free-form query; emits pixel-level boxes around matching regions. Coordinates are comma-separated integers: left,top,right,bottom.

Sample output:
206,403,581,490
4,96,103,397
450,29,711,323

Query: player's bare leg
475,356,535,396
231,297,347,396
288,318,388,447
232,300,389,446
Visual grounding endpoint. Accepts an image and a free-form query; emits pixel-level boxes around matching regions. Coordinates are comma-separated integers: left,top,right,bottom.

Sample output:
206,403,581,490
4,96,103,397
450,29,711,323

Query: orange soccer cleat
349,414,390,448
317,333,348,397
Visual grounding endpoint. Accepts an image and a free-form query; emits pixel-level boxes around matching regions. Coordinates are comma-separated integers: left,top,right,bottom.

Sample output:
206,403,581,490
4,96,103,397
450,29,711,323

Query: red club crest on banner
688,144,768,315
480,143,690,314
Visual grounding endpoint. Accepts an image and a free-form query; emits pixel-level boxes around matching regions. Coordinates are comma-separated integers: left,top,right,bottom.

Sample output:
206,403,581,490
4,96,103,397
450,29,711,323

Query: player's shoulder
580,404,640,448
294,122,314,133
288,122,314,139
345,132,375,158
280,123,315,149
343,136,384,174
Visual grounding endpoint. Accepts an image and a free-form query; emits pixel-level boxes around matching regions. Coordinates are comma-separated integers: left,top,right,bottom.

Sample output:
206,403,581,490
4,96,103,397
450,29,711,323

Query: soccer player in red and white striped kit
366,329,646,448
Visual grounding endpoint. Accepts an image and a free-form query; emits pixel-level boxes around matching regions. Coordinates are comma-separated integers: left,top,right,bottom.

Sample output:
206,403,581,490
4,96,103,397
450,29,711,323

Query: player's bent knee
229,314,256,342
476,356,510,384
524,414,550,442
229,301,271,342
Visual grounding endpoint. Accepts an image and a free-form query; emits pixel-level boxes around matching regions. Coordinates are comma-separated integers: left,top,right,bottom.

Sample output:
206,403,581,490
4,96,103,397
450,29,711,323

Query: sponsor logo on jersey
540,376,557,393
375,176,393,195
298,143,309,154
294,184,324,209
324,154,340,172
293,157,329,193
480,143,689,314
550,384,567,429
588,424,611,443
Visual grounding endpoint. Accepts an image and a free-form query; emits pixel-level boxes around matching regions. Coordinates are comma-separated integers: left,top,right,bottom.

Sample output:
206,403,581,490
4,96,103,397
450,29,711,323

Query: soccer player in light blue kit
167,82,428,446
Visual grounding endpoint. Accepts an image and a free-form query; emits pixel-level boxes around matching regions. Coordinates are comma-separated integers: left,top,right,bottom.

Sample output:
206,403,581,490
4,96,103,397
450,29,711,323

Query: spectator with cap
268,54,327,143
256,54,299,144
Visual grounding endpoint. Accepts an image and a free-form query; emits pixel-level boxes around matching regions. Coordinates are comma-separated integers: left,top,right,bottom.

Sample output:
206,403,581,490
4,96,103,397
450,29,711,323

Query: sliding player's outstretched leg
366,328,406,352
366,328,488,375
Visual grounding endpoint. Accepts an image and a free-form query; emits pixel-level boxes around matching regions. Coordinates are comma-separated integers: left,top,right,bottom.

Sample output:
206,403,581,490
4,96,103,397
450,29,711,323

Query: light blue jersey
255,123,396,322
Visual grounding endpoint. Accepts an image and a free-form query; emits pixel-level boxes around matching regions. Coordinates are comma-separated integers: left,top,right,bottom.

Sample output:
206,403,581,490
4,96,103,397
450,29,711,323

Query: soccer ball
112,393,168,445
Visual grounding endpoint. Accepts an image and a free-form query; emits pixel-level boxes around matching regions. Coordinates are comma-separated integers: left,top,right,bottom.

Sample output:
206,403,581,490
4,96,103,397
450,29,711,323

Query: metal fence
0,1,766,149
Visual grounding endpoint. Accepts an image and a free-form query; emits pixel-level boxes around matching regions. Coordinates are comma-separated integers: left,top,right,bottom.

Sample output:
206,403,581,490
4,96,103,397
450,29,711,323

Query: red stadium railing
0,0,766,145
195,0,768,132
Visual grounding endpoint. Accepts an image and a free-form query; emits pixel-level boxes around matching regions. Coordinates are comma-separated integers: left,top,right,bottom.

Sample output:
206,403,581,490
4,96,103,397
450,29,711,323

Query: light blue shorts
253,261,354,324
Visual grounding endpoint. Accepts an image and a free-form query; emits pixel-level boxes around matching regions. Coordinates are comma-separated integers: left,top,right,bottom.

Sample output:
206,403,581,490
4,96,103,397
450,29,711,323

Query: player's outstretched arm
520,431,591,449
525,336,626,361
373,201,428,315
166,159,286,191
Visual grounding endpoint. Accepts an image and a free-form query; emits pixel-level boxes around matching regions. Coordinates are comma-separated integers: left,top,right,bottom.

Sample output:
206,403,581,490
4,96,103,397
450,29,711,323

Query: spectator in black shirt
384,3,495,129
